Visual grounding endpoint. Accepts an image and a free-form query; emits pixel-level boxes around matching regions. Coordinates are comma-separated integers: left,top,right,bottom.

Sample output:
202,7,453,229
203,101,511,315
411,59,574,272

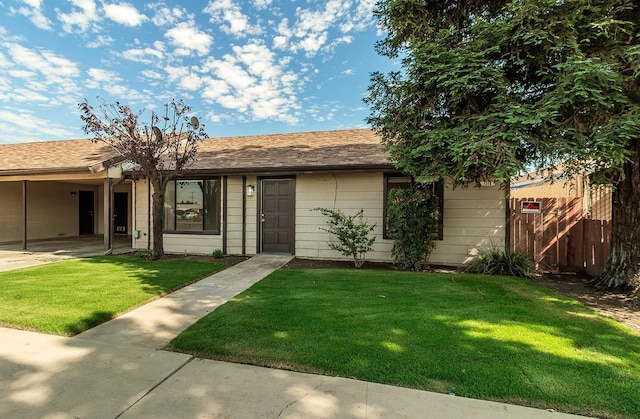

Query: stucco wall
0,181,98,242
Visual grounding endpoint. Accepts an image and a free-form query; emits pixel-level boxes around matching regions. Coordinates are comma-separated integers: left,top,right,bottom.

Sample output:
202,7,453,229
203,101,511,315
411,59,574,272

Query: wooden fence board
510,197,611,276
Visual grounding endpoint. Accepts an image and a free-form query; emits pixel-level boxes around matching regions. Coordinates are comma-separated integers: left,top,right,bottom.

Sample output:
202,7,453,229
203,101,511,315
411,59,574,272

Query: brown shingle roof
189,128,392,174
0,138,120,176
0,129,393,177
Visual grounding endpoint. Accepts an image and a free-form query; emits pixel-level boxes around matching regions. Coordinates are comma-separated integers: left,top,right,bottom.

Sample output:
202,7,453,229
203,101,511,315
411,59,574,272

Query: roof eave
125,163,398,177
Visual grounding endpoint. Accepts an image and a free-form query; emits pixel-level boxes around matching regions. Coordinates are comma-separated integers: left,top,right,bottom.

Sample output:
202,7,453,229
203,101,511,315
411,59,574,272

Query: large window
383,174,444,240
164,179,221,234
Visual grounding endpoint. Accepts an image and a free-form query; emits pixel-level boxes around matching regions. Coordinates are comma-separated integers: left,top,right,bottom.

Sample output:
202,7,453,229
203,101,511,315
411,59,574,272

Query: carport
0,235,133,272
0,140,133,252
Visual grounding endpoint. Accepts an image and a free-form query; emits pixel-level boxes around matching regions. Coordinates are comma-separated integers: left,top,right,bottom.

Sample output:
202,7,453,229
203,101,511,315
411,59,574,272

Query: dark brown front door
261,179,294,253
114,192,128,235
79,190,94,235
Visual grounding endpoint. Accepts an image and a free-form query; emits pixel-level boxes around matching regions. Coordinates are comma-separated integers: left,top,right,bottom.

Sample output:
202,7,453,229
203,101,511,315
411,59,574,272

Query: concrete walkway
0,254,587,418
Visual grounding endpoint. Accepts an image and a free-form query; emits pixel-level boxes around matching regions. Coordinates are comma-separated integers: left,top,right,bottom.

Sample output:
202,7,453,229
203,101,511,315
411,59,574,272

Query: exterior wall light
246,185,255,196
70,191,76,197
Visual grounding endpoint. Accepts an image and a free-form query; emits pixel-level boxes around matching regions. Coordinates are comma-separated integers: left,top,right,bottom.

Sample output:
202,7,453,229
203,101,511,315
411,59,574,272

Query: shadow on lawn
65,311,114,336
190,271,640,418
58,255,225,336
335,289,640,418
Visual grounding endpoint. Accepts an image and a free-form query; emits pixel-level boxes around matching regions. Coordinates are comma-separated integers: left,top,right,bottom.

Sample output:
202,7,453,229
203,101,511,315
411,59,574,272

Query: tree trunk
594,142,640,291
150,179,166,260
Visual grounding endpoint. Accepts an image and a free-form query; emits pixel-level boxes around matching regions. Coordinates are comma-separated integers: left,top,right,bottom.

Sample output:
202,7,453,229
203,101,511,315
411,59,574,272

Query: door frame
257,177,296,254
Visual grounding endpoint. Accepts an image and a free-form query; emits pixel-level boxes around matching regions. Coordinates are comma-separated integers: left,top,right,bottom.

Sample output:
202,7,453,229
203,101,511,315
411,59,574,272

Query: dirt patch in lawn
283,257,640,335
532,273,640,334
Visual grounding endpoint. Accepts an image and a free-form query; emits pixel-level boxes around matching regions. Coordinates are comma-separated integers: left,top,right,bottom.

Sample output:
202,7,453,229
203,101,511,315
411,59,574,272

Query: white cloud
204,0,262,37
86,35,114,48
87,67,117,84
272,35,287,50
150,5,188,27
5,43,81,83
16,0,53,30
141,69,162,79
7,69,37,79
341,0,377,33
253,0,272,9
122,45,164,64
274,1,376,57
0,109,74,141
198,41,300,123
165,22,213,56
103,3,147,26
56,0,100,33
86,67,144,101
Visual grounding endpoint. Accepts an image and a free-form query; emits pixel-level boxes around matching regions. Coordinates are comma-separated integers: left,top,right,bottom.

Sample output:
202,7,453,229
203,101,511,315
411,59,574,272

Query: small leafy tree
79,98,207,260
314,208,376,268
386,187,440,271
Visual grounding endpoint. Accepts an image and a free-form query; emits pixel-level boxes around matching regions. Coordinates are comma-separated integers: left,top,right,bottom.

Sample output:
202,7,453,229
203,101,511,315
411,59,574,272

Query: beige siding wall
131,174,506,265
226,175,258,255
132,179,151,250
0,181,99,242
245,176,258,253
296,173,391,261
295,174,506,266
432,184,506,266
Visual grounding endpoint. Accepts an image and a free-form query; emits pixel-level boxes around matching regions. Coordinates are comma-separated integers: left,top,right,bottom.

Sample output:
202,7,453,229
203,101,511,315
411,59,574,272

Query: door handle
261,214,266,223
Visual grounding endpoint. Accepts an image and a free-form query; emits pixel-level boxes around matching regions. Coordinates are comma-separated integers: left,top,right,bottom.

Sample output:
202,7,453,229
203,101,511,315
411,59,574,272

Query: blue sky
0,0,396,143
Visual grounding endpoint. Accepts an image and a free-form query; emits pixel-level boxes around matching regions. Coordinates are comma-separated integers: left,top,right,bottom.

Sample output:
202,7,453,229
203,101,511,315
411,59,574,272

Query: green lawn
171,269,640,419
0,256,225,336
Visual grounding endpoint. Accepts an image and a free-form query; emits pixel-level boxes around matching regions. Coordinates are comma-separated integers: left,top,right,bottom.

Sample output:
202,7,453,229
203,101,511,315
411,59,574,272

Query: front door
114,192,128,235
79,190,94,235
261,179,294,253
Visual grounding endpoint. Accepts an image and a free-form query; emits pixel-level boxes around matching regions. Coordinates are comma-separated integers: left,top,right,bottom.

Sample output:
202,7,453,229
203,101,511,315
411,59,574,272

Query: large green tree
366,0,639,290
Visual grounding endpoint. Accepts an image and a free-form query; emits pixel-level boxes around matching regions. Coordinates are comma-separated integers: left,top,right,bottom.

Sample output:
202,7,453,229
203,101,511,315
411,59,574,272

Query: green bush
134,249,152,260
314,208,376,268
464,247,537,278
212,249,224,258
386,187,440,271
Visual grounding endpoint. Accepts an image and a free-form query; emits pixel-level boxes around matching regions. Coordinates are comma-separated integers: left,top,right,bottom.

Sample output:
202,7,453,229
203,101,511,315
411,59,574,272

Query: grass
171,269,640,419
0,255,225,336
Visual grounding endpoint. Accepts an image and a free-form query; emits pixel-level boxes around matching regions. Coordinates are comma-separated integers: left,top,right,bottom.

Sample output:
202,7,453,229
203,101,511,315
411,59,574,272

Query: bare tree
79,98,208,259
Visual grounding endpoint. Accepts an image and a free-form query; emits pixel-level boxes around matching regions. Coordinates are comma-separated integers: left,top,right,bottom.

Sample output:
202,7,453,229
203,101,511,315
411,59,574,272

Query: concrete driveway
0,235,133,272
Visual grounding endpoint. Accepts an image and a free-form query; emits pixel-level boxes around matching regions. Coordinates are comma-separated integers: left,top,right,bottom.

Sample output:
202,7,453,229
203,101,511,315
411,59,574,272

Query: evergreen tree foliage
366,0,639,289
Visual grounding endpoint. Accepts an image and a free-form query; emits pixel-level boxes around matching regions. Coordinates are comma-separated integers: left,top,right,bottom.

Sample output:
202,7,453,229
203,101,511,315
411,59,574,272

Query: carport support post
104,178,111,251
22,180,27,250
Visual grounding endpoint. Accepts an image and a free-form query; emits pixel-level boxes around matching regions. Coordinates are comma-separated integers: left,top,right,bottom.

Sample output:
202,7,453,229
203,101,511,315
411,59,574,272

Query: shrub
212,249,224,259
134,249,152,260
386,187,440,271
314,208,376,268
464,247,537,278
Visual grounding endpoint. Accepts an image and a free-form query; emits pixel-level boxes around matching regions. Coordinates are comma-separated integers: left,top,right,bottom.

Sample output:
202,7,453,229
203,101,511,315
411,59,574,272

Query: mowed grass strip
171,269,640,419
0,256,225,336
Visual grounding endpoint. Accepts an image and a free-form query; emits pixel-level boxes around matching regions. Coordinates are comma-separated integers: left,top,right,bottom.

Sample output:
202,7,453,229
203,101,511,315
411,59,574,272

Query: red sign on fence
521,201,542,214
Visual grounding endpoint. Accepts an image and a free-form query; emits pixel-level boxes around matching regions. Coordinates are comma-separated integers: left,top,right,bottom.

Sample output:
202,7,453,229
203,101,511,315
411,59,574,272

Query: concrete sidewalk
0,254,587,418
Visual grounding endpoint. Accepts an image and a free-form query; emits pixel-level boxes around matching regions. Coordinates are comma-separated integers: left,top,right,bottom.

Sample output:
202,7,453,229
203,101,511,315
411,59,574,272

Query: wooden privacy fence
510,198,611,276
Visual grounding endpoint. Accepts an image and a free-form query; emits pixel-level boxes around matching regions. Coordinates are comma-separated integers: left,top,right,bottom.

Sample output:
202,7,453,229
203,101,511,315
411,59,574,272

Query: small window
383,174,444,240
164,178,221,234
